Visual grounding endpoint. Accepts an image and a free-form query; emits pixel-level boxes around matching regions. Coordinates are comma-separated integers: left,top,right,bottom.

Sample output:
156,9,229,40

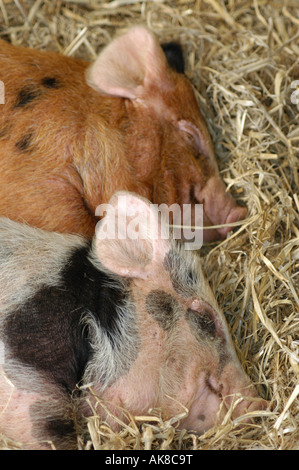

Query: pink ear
86,26,168,99
94,191,170,279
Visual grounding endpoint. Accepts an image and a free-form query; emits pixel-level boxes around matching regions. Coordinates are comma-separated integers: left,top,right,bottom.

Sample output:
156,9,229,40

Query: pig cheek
95,326,165,426
125,104,162,182
162,345,219,423
98,369,160,428
170,339,225,432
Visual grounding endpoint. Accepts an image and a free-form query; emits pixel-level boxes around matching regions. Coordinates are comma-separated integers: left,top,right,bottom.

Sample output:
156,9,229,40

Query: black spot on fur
4,243,126,394
0,122,11,139
161,42,185,74
15,133,34,152
186,308,216,339
41,77,61,89
46,418,76,443
5,286,90,393
14,85,41,108
145,289,180,331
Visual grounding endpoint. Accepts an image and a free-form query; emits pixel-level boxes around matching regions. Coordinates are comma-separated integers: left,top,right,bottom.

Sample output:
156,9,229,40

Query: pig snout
203,200,248,241
172,120,247,243
193,176,248,241
181,365,267,434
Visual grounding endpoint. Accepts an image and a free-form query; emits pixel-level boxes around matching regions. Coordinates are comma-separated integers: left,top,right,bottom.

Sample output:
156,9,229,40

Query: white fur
0,217,86,317
83,296,140,391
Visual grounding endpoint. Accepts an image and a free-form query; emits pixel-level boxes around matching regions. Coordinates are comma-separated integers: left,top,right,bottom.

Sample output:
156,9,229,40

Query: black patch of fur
14,85,41,108
15,133,34,152
45,418,76,445
41,77,61,89
186,308,216,339
217,344,229,374
161,42,185,74
145,289,180,331
4,243,126,394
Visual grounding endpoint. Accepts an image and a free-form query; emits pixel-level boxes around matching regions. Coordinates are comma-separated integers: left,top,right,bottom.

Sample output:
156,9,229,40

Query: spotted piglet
0,192,266,449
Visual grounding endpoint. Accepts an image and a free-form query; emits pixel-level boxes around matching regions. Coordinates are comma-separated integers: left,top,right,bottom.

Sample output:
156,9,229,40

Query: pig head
0,27,246,241
87,192,266,433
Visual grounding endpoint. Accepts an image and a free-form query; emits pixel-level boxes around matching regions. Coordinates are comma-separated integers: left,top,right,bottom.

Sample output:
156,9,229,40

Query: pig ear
94,192,170,279
86,27,168,100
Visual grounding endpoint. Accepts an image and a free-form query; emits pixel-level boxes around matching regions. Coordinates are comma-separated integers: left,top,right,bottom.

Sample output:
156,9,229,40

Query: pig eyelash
205,372,223,398
186,298,225,341
177,120,206,157
186,307,217,340
177,124,197,153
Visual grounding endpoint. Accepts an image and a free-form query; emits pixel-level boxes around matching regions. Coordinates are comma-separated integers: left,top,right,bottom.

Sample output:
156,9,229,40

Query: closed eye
186,307,216,339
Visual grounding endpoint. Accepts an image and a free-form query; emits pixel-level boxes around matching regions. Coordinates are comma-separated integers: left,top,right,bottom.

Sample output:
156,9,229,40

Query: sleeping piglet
0,27,246,242
0,192,266,449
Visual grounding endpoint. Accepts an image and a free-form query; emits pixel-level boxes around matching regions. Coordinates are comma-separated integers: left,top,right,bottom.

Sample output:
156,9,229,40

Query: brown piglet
0,27,247,241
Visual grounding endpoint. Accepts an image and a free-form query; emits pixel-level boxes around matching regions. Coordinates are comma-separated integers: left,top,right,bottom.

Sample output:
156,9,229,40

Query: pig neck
54,241,139,392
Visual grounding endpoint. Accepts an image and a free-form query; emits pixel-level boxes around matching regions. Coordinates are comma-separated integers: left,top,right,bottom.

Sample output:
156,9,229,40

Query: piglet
0,27,246,242
0,191,266,449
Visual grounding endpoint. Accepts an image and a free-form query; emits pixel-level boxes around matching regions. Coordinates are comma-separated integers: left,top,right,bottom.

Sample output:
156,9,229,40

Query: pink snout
200,202,247,242
217,205,248,238
194,176,248,242
179,371,268,434
224,393,269,424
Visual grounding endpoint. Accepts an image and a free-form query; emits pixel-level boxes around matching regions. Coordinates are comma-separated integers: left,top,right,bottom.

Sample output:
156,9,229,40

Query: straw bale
0,0,298,450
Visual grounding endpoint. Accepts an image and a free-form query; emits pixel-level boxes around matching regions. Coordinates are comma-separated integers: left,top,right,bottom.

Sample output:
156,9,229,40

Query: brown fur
0,28,246,240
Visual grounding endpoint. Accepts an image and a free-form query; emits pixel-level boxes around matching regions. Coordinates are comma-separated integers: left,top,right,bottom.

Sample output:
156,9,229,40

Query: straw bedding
0,0,298,450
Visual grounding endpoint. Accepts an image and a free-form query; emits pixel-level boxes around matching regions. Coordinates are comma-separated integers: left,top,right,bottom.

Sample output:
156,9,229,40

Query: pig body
0,192,265,450
0,27,246,242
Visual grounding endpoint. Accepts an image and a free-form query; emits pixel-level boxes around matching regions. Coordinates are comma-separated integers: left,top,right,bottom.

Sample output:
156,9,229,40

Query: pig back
0,40,130,235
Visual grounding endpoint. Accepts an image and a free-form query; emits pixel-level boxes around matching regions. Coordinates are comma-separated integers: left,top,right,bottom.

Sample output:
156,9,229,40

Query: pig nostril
197,414,206,422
